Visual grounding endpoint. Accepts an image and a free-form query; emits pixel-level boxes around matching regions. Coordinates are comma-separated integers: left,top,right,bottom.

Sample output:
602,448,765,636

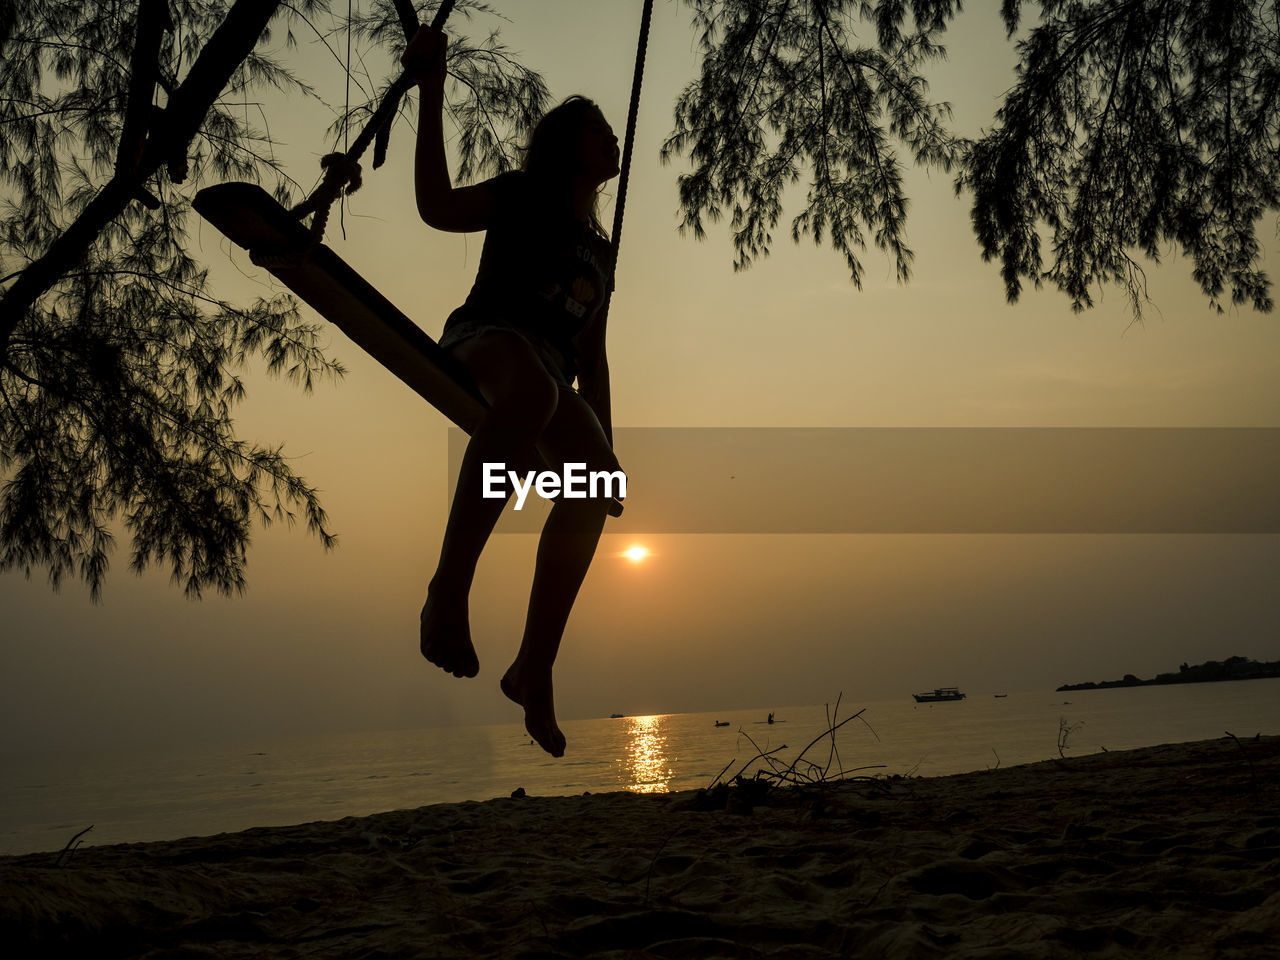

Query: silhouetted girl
404,26,622,757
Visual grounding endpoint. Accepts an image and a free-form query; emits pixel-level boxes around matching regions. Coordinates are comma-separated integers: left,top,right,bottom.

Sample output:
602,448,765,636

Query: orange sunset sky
2,0,1277,756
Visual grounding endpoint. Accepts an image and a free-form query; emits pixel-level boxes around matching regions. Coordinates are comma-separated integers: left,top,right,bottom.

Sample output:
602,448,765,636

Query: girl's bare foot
419,581,479,678
500,661,566,757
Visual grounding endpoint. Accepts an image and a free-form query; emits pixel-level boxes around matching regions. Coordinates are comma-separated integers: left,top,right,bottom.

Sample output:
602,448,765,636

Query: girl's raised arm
404,26,496,233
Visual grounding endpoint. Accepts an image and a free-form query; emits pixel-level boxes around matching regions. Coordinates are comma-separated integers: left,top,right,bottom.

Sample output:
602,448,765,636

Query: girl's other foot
500,661,565,757
419,582,479,678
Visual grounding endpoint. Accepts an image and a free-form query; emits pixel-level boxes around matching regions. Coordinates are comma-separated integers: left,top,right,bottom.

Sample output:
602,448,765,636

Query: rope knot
320,151,363,197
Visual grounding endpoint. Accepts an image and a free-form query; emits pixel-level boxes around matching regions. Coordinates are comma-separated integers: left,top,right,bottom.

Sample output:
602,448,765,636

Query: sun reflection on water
619,715,674,793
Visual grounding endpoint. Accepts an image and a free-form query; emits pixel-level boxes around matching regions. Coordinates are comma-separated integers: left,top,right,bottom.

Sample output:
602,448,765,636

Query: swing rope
610,0,654,265
265,0,456,265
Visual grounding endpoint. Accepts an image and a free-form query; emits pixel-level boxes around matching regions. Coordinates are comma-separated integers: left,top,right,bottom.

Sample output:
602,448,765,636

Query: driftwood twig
1225,730,1260,791
54,825,94,867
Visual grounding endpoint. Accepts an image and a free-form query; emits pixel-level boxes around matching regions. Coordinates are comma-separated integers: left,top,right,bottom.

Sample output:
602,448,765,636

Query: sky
2,0,1278,757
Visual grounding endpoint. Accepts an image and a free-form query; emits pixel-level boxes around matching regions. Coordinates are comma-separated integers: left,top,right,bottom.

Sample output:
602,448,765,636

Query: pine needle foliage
961,0,1280,315
662,0,967,287
0,0,545,602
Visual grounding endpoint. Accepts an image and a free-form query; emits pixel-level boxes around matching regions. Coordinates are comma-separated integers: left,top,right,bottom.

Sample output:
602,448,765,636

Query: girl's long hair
521,95,610,240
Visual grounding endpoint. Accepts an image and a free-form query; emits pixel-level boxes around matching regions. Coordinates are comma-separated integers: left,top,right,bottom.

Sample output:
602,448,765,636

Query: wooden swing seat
193,180,485,433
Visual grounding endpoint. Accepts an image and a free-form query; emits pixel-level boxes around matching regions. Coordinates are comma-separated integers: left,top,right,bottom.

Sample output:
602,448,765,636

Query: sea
2,679,1278,856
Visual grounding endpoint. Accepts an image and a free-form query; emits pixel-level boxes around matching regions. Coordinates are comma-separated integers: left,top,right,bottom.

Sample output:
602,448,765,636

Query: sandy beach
3,736,1277,958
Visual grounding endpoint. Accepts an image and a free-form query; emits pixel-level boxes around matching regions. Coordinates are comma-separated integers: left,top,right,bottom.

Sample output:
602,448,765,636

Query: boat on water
714,721,730,727
913,687,966,703
609,713,625,719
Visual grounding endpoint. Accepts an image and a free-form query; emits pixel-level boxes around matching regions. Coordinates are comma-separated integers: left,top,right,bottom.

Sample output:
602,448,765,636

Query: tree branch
0,0,284,365
116,0,174,180
390,0,420,41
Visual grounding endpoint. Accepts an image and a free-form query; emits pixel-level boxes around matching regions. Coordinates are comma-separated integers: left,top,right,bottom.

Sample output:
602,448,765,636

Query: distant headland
1057,656,1280,692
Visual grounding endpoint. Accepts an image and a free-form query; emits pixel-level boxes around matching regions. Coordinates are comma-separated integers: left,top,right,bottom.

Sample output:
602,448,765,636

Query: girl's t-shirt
444,170,615,381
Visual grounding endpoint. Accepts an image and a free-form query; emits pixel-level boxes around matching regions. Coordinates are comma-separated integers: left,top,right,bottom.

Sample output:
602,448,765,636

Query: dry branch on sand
689,695,891,813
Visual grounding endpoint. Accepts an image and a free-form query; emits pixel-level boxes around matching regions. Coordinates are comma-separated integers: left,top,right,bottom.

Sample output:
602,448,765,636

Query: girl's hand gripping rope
402,25,447,91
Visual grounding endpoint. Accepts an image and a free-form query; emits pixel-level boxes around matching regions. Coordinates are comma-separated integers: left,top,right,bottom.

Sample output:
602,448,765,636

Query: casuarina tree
664,1,1278,315
962,0,1278,315
662,0,967,287
0,0,544,601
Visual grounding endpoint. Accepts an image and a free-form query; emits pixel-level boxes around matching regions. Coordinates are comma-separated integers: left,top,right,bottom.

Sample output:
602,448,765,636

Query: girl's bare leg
500,388,619,756
500,497,609,755
420,333,558,678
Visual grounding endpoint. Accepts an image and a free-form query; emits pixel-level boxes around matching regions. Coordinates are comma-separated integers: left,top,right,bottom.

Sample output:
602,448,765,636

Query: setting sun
623,545,649,563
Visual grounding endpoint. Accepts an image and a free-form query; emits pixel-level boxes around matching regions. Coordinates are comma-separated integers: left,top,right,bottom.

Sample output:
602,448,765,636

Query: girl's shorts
438,314,576,389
